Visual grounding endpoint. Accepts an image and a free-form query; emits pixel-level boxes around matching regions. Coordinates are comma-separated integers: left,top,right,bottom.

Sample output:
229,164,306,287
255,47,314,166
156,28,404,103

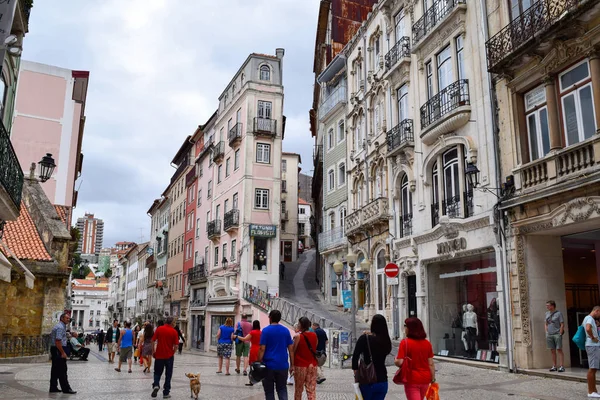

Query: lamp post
346,252,357,345
359,258,371,319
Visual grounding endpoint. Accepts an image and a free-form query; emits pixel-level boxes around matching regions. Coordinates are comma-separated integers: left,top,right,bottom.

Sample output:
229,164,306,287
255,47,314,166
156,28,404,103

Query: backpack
235,322,244,344
573,324,587,350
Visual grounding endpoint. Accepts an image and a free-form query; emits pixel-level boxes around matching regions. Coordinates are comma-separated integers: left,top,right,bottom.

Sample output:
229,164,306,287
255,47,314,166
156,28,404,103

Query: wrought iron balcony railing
228,123,243,146
318,226,346,252
413,0,465,45
431,202,440,227
213,141,225,162
207,219,221,239
190,299,206,308
0,120,23,213
224,209,239,231
318,85,347,120
420,79,469,130
386,119,414,154
0,335,51,358
253,117,277,136
486,0,586,73
431,191,474,226
399,214,413,238
188,263,207,284
197,136,214,159
385,37,411,70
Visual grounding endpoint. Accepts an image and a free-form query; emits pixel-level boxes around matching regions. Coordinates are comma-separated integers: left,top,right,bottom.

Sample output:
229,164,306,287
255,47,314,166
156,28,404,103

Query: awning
205,304,237,313
0,239,35,289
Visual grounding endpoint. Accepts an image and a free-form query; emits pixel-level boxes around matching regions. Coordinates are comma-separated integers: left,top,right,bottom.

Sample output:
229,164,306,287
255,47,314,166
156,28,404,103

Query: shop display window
210,315,228,346
427,252,499,363
253,238,268,271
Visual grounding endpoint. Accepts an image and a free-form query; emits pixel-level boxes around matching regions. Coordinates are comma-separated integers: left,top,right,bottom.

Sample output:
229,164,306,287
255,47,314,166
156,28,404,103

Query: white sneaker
587,392,600,398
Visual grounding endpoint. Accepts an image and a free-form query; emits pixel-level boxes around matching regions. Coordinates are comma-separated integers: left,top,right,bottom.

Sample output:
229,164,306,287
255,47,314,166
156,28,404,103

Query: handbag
393,339,411,385
573,324,587,350
357,334,377,385
425,382,440,400
302,333,327,367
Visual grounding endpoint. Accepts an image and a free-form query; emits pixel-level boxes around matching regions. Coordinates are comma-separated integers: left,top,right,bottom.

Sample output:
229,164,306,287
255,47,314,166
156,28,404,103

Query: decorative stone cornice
412,215,492,245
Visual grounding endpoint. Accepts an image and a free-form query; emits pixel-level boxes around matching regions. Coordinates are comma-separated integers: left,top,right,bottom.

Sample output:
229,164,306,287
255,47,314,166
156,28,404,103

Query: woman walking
139,323,154,373
133,325,141,363
175,325,186,355
352,314,392,400
395,317,435,400
216,318,235,375
234,320,262,386
293,317,318,400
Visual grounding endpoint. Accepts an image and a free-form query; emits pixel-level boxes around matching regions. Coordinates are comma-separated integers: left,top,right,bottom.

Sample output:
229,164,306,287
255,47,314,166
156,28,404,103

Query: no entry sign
384,263,399,278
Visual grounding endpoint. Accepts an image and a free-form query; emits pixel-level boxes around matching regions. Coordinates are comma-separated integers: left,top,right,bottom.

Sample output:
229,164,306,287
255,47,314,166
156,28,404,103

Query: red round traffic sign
384,263,399,278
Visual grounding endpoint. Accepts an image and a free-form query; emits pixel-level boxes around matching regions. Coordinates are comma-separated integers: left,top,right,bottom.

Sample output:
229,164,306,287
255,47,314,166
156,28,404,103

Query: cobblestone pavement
0,348,591,399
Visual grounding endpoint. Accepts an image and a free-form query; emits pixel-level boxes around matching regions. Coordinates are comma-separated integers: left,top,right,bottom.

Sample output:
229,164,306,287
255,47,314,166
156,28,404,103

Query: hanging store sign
437,237,467,255
249,224,277,238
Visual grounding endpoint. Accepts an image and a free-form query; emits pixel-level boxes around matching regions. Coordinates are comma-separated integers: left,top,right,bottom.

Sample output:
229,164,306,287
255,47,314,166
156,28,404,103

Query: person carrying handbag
351,314,392,400
394,317,436,400
292,317,318,400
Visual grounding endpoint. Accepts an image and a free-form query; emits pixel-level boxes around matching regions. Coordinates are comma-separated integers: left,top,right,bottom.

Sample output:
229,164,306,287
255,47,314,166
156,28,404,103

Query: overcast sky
23,0,319,247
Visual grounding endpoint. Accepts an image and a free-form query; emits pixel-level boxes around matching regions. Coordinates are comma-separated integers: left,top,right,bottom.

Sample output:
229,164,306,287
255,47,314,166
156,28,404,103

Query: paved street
0,348,593,399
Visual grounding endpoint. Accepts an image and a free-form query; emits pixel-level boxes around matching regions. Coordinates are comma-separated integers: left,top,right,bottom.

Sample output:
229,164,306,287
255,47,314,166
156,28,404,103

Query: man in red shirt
151,317,179,399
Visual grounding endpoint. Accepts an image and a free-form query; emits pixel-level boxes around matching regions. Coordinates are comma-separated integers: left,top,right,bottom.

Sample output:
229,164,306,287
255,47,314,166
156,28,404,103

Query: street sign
386,277,399,285
384,263,399,278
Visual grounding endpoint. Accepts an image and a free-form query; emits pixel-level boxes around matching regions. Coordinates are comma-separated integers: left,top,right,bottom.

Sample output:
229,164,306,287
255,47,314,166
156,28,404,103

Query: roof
86,271,95,278
282,152,302,164
72,286,109,292
298,198,311,206
72,279,96,286
54,205,72,227
1,201,52,261
251,52,278,59
170,135,193,165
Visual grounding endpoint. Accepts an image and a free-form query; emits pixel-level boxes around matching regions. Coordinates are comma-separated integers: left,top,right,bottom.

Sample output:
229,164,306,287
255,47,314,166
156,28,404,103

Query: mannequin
462,304,478,357
487,298,499,353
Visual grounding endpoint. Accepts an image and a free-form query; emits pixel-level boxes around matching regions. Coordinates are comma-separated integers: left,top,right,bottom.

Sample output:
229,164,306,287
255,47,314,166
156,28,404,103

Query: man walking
115,321,134,373
152,316,179,399
258,309,294,400
235,314,253,375
545,300,565,372
279,261,285,280
97,329,105,352
312,322,328,384
585,306,600,398
106,320,121,363
49,313,76,394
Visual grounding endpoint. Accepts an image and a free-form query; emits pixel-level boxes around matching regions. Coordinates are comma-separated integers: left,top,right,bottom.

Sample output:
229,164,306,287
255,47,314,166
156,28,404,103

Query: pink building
11,60,89,221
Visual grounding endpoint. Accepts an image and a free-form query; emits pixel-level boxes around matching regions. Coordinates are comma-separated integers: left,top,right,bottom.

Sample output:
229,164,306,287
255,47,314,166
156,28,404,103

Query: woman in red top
395,317,436,400
234,320,262,386
292,316,318,400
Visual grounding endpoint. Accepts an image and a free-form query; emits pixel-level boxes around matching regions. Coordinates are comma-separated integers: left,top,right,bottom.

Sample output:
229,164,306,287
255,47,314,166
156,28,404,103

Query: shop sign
249,224,277,237
437,237,467,255
342,290,353,309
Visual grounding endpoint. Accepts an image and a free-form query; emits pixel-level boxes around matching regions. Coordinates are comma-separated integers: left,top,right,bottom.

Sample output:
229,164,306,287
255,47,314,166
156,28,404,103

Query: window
525,85,550,161
328,169,335,191
223,199,229,214
328,129,334,150
234,150,240,170
374,103,380,133
329,212,335,230
196,218,200,238
338,163,346,186
338,120,345,142
214,247,219,266
186,240,192,260
255,189,269,209
233,193,239,209
97,310,101,315
215,204,221,221
299,207,306,214
231,240,236,261
456,36,465,81
299,223,305,235
258,101,272,119
232,82,236,94
226,158,231,177
510,0,533,20
282,180,287,192
398,84,409,122
340,208,346,230
253,237,268,270
282,221,286,231
197,188,202,206
210,316,228,346
222,243,228,264
559,60,596,145
426,61,433,99
282,200,287,212
437,45,452,91
282,160,287,172
207,181,212,198
218,165,222,183
204,246,209,267
395,9,406,43
256,143,271,163
260,65,270,81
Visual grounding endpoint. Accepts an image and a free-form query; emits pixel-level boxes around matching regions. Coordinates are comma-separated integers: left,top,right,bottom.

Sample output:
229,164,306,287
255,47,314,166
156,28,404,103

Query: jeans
262,368,289,400
50,347,72,391
153,356,174,395
359,381,388,400
404,383,429,400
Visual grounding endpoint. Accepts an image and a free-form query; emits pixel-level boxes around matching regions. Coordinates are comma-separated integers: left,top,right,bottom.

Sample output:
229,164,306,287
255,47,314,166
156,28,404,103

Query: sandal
235,369,240,374
216,371,222,374
128,370,132,373
225,373,231,376
114,368,121,372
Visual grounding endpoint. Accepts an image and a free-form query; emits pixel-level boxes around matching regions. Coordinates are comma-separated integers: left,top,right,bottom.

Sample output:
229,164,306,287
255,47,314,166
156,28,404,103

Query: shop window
559,60,596,146
210,315,229,346
427,252,499,363
253,238,268,271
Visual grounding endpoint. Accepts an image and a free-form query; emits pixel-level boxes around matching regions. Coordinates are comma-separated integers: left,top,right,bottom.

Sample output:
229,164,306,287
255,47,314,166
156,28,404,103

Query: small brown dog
185,373,201,399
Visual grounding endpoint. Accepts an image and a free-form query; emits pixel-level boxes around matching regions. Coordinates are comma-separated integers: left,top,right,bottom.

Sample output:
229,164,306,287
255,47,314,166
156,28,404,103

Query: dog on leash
185,373,201,399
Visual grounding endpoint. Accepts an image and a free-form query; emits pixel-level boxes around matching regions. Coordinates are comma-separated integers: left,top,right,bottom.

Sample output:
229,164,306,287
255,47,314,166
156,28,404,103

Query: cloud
22,0,319,246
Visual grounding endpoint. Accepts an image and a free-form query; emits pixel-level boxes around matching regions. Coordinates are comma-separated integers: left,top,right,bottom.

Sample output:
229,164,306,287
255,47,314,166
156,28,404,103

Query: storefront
250,224,276,271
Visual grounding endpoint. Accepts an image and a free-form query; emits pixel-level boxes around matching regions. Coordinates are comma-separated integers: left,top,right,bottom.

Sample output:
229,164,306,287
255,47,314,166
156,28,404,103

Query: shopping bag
573,325,587,350
133,348,140,358
353,382,364,400
425,382,440,400
287,372,294,385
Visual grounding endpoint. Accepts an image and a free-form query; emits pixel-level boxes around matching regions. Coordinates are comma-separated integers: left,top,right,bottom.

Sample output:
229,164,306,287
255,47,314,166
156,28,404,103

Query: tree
104,268,112,278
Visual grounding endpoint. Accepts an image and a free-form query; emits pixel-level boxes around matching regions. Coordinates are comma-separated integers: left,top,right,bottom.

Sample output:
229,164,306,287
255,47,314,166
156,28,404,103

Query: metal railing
213,141,225,161
385,37,411,70
189,299,206,308
486,0,584,72
318,226,346,252
0,121,23,210
399,214,413,238
224,209,239,231
253,117,277,136
386,119,414,153
188,263,207,284
318,85,347,120
228,123,243,145
413,0,466,45
0,335,51,358
431,202,440,227
420,79,469,130
207,219,221,238
431,192,474,226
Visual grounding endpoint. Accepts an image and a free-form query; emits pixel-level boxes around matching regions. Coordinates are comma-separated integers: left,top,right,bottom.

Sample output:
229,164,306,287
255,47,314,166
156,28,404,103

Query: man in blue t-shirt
258,310,293,400
312,322,328,384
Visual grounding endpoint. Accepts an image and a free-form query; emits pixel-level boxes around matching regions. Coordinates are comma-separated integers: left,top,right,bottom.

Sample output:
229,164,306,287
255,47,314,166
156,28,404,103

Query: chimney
276,48,285,59
276,48,285,83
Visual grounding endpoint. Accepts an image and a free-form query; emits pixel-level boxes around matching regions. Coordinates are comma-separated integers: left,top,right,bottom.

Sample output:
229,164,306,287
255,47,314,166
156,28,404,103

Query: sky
23,0,320,247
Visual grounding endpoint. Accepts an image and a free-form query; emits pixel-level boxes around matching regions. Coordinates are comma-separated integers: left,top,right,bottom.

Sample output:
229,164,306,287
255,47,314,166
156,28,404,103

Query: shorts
236,342,250,357
546,334,563,350
588,346,600,369
108,342,118,353
119,346,133,362
217,343,233,358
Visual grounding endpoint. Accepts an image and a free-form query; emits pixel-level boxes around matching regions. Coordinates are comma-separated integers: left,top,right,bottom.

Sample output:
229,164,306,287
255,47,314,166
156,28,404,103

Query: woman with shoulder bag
292,316,318,400
352,314,392,400
395,317,435,400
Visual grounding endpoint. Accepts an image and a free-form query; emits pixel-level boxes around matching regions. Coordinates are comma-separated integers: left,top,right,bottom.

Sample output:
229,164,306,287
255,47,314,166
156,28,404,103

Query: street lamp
346,252,358,346
38,153,56,183
465,162,480,188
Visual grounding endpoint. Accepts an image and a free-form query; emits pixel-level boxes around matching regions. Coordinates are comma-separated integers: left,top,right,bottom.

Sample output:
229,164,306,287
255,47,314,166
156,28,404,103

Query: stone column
544,75,562,150
589,53,600,133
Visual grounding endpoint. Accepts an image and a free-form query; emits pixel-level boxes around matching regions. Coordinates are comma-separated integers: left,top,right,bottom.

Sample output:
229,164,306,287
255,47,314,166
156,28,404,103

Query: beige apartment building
281,152,300,262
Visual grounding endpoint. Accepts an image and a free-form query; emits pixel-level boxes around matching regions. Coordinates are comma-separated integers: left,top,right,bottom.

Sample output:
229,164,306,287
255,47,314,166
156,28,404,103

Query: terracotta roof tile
1,202,52,261
72,279,96,285
252,52,278,59
54,205,72,227
72,286,108,292
298,198,311,206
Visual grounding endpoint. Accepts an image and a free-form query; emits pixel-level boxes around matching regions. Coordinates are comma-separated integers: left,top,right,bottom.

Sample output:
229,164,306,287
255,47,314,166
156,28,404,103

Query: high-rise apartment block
76,213,104,262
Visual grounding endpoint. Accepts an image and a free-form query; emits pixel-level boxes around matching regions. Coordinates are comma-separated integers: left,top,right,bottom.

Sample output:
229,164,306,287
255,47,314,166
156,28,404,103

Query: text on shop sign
437,237,467,255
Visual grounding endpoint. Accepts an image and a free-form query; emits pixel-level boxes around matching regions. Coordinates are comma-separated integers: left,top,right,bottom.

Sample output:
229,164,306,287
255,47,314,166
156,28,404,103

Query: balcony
313,144,323,167
431,191,474,227
419,79,470,145
213,141,225,163
207,219,221,240
253,117,277,137
345,198,391,240
197,136,214,160
228,123,243,147
189,299,206,309
384,37,411,71
413,0,466,50
386,119,414,157
185,167,197,187
188,263,207,284
223,209,239,231
318,85,347,121
486,0,596,74
0,121,23,221
399,214,413,238
281,210,289,221
318,226,346,253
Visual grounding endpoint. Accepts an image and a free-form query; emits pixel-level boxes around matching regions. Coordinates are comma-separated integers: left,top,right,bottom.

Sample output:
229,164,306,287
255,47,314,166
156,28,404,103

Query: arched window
260,65,270,81
442,148,460,217
400,175,413,237
376,249,387,312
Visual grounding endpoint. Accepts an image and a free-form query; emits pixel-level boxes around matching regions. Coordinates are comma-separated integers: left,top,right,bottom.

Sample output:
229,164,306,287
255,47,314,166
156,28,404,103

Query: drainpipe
480,0,515,372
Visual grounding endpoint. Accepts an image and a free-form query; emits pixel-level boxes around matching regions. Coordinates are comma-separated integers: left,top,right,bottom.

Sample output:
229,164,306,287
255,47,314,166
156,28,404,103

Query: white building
71,277,110,333
298,198,312,249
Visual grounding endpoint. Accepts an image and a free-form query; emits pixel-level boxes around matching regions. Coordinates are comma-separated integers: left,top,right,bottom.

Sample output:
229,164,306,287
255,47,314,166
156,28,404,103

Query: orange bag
425,383,440,400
